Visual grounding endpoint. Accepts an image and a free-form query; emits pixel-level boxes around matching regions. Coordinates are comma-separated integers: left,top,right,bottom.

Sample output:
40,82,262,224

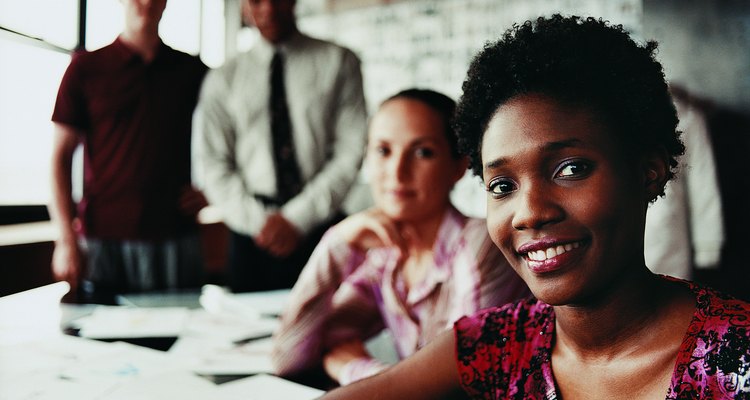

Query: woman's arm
323,339,388,385
271,232,366,376
319,330,467,400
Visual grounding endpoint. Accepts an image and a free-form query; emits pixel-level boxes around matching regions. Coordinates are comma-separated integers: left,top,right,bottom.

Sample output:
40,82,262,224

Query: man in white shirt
644,86,725,279
193,0,367,292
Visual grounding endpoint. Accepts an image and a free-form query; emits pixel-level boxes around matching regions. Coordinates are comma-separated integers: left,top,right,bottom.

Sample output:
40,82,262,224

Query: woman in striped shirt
270,88,530,386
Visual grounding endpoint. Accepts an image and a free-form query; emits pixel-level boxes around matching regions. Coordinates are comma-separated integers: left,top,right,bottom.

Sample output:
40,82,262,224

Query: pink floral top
454,276,750,399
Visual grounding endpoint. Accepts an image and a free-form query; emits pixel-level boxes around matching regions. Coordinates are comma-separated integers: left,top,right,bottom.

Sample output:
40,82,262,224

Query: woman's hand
323,340,370,383
333,208,408,258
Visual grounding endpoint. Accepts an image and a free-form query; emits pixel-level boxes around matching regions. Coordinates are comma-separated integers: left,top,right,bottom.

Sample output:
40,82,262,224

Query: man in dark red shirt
50,0,208,303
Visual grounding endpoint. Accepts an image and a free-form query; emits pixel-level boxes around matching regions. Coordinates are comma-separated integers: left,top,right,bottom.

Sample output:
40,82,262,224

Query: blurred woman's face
366,98,466,223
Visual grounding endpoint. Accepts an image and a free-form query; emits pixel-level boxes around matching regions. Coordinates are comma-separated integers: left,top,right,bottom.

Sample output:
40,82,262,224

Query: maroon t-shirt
52,38,207,240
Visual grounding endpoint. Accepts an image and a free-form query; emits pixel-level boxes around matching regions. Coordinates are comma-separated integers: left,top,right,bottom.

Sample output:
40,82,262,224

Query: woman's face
367,98,466,223
481,94,653,306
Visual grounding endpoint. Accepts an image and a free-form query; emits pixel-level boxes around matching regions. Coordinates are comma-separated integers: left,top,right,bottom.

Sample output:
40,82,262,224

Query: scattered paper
1,287,324,400
0,281,70,345
168,336,275,375
76,306,190,339
98,370,219,400
217,374,323,400
181,309,279,342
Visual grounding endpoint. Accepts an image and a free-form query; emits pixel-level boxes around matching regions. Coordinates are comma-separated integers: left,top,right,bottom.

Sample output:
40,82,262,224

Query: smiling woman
271,88,529,388
320,14,750,400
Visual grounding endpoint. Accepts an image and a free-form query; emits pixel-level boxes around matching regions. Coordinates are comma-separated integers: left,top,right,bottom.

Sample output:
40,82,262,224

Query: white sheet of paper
76,306,190,338
99,370,219,400
60,341,186,384
216,374,323,400
0,369,116,400
0,281,70,345
181,309,279,342
0,334,119,380
232,289,291,317
168,336,275,375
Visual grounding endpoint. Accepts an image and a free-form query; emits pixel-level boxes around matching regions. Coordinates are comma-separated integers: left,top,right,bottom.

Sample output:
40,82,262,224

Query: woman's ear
642,147,670,203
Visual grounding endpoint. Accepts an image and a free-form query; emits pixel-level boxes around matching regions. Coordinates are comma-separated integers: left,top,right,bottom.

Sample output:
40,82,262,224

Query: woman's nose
511,185,565,230
391,153,411,182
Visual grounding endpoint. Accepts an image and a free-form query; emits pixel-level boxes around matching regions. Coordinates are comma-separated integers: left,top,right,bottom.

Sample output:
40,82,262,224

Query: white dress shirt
645,92,725,279
193,32,368,236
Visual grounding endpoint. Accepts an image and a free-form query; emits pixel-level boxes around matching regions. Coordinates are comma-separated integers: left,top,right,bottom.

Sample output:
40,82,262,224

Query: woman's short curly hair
454,14,684,193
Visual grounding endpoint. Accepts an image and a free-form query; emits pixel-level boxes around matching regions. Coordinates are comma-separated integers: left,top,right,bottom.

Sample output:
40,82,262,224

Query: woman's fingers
336,208,407,256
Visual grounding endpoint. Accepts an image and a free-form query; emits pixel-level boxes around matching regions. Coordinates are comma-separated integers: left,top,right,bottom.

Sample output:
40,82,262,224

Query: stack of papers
0,284,318,399
75,306,190,339
0,336,322,399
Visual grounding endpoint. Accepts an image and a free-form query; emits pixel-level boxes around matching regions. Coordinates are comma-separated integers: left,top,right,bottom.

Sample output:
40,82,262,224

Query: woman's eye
374,145,390,157
414,147,435,158
555,160,592,179
486,178,516,198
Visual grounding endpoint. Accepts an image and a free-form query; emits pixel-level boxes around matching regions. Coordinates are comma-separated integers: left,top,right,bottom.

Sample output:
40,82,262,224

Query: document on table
75,306,191,338
181,309,279,343
0,281,70,345
216,374,324,400
168,336,275,375
0,336,213,400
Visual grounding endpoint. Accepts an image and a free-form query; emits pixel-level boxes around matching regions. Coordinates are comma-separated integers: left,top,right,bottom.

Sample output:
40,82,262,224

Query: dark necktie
269,51,303,204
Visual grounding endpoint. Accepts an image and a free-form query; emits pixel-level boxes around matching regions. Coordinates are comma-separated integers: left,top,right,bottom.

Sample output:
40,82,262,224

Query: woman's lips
522,241,584,274
387,188,416,198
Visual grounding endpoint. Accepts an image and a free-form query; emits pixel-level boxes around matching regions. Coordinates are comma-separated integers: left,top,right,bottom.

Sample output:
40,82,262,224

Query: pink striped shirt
271,206,530,384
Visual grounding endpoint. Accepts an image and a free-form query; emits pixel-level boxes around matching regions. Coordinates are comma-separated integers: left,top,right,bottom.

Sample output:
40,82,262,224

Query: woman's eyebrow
483,138,584,171
545,138,584,151
483,156,507,171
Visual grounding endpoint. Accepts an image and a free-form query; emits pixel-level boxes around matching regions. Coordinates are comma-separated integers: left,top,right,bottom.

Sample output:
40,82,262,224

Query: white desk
0,284,323,399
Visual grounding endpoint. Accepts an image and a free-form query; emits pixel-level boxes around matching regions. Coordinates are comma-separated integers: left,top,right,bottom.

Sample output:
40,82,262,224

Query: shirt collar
431,206,468,277
393,206,468,305
256,31,305,63
111,36,168,65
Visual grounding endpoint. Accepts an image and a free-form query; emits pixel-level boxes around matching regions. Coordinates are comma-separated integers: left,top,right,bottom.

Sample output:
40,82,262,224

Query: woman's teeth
527,242,580,261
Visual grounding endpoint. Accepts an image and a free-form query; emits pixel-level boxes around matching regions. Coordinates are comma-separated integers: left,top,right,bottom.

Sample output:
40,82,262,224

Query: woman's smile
522,240,585,274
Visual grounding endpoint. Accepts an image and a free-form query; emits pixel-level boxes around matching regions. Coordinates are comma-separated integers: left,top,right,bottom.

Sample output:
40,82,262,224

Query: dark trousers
226,214,343,293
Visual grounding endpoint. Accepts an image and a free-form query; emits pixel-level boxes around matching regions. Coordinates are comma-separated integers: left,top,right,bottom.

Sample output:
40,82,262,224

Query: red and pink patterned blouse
454,276,750,399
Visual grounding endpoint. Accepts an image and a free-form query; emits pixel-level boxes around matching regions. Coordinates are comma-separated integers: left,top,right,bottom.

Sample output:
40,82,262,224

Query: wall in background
644,0,750,113
295,0,642,218
299,0,642,112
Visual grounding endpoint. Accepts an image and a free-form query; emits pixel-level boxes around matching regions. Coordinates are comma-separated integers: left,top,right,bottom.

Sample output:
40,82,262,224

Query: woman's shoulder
665,275,750,398
662,275,750,322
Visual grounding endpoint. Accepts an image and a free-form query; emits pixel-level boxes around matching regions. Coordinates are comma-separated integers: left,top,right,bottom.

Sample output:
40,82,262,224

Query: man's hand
255,213,301,258
52,239,82,292
178,186,209,217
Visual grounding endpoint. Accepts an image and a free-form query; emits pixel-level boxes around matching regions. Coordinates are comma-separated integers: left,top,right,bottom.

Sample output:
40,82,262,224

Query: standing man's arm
49,123,83,290
271,49,368,244
192,68,269,236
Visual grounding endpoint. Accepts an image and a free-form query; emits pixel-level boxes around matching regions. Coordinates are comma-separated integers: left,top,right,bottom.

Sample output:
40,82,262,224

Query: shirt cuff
337,357,389,386
694,246,723,269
